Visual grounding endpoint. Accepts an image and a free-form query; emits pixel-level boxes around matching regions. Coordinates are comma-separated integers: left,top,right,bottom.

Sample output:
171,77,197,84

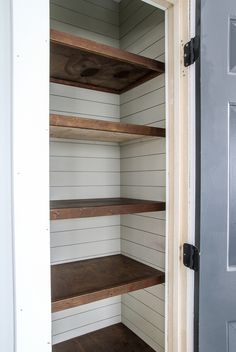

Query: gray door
198,0,236,351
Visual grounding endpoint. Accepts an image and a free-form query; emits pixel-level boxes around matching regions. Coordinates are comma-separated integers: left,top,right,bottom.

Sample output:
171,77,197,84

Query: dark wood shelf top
50,197,166,220
50,114,165,142
51,254,165,312
50,29,165,94
52,323,155,352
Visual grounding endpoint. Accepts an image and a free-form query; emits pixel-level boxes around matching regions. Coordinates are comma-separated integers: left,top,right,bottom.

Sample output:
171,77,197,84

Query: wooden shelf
50,197,166,220
51,254,165,312
50,29,165,94
50,114,165,142
52,323,155,352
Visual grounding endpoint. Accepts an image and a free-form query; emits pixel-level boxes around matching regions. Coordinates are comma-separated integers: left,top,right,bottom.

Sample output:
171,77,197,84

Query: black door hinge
183,243,199,271
184,36,200,67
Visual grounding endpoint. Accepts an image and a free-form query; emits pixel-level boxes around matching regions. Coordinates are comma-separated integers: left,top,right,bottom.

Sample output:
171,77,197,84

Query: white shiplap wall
120,2,165,351
50,0,122,344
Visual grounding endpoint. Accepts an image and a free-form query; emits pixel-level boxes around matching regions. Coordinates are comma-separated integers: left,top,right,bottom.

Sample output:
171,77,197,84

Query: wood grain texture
50,197,166,220
51,254,165,312
50,114,165,141
50,29,165,94
52,323,155,351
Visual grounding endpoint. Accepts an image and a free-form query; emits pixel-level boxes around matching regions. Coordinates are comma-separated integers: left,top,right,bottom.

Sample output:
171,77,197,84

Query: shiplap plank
121,227,165,253
122,293,164,331
50,95,119,120
132,211,166,220
51,239,120,264
121,154,165,171
149,120,165,128
50,171,120,187
50,141,120,158
50,185,120,200
51,4,119,40
121,89,164,118
129,290,165,316
51,0,119,25
120,75,165,105
121,170,165,187
50,19,119,47
120,138,165,158
51,215,120,232
121,214,165,236
50,83,119,105
120,11,164,49
145,285,165,302
121,105,165,126
53,302,121,334
121,186,165,202
121,240,165,270
156,54,165,63
53,300,121,344
51,225,120,247
50,156,120,172
120,0,143,25
124,22,165,53
120,3,155,38
139,38,165,60
52,296,121,320
87,0,119,12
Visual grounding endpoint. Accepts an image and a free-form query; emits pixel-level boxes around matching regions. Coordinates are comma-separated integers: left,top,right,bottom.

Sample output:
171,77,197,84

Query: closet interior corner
50,1,166,351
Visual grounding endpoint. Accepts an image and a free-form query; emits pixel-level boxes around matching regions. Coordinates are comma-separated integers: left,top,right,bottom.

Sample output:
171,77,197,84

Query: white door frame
0,0,14,350
7,0,195,351
143,1,196,352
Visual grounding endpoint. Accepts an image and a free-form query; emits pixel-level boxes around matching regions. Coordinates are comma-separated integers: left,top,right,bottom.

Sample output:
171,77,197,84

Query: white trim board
11,0,51,351
141,1,195,352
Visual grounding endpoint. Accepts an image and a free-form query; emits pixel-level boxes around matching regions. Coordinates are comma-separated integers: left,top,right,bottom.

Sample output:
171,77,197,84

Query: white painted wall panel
52,0,119,25
121,153,165,171
50,156,120,172
120,0,143,24
50,94,119,121
120,8,164,50
52,297,121,344
120,1,165,350
51,4,119,40
50,185,120,200
124,21,164,54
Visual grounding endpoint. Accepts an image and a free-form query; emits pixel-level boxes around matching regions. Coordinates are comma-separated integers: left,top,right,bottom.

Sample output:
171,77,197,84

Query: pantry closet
49,1,166,351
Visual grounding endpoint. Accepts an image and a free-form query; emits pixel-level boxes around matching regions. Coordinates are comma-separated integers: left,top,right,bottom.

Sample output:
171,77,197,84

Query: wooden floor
51,254,165,312
50,197,166,220
52,323,155,352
